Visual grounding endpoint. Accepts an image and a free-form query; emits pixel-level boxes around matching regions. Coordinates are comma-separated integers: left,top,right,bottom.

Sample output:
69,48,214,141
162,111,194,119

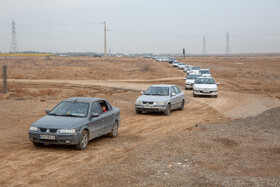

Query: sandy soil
0,56,280,186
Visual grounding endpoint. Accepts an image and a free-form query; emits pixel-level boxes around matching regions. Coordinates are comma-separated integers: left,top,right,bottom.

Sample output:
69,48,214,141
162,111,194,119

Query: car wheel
75,130,89,150
33,142,44,147
136,109,142,114
164,103,171,115
109,121,118,138
179,100,185,110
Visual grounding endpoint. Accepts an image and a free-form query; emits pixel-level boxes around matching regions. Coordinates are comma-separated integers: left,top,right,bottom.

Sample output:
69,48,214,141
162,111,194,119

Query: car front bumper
135,104,167,112
193,90,218,96
185,84,193,89
28,131,81,145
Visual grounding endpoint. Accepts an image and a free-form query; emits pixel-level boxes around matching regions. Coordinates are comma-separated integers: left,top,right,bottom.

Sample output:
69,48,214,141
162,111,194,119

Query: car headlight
59,129,76,134
154,101,165,105
135,101,142,105
30,126,38,131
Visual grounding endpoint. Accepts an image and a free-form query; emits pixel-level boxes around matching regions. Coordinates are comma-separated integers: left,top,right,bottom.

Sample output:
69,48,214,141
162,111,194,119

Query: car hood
185,79,195,84
194,84,217,89
32,115,87,129
136,95,170,102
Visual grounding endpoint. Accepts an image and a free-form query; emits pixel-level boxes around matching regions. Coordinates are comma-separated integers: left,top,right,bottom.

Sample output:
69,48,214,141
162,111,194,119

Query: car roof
63,97,104,103
150,84,176,87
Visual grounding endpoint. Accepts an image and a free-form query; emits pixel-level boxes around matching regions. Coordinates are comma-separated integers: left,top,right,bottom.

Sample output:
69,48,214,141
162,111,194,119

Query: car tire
109,121,118,138
33,142,44,147
136,109,142,114
164,103,171,115
75,130,89,150
179,100,185,110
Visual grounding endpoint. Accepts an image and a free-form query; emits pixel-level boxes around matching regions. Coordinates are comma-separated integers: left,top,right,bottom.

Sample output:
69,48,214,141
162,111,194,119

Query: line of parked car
28,57,220,150
171,60,219,98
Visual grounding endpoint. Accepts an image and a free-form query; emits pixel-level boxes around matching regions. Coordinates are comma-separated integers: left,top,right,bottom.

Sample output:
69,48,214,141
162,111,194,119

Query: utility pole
103,21,107,59
10,20,18,53
3,65,7,94
202,35,206,56
225,32,230,55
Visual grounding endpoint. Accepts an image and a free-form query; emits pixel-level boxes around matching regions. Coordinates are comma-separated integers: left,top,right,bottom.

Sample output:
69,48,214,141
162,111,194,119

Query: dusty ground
0,56,280,186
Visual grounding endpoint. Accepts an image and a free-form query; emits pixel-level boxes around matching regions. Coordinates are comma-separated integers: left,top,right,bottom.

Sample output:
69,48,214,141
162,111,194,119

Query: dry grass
0,56,182,80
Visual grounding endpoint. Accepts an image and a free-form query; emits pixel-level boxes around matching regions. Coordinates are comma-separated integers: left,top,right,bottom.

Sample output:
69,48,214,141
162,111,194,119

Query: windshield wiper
48,113,61,116
59,114,82,117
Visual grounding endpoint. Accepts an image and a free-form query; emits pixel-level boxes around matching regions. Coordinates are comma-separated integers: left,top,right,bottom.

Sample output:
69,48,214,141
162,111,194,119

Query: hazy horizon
1,0,280,54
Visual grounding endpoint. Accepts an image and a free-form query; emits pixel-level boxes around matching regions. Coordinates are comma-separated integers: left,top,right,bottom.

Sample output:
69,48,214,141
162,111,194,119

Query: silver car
29,97,121,150
193,77,219,97
184,73,201,90
135,85,185,115
178,63,186,70
172,61,179,67
199,69,211,77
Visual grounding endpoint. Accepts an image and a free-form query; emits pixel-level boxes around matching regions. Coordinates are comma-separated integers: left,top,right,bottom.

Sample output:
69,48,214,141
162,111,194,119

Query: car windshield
192,66,201,70
49,101,89,117
179,63,185,65
144,87,169,96
195,78,216,84
200,70,210,74
187,74,200,79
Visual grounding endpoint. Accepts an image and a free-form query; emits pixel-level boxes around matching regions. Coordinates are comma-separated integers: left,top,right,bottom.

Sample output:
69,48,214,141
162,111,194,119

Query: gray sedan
135,85,185,115
29,97,121,150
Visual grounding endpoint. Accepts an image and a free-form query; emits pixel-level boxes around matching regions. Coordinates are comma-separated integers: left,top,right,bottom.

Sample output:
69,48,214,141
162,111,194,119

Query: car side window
99,100,110,113
174,86,181,94
171,87,176,95
106,101,112,110
91,102,101,114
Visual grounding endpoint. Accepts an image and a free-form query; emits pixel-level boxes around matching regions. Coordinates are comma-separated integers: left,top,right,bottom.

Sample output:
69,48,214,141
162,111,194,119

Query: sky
0,0,280,54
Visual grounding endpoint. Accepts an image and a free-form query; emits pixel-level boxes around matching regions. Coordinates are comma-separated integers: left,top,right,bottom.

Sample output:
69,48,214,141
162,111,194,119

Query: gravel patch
88,107,280,186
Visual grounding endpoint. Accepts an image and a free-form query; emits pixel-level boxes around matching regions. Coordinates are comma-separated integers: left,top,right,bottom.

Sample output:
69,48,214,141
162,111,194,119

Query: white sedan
184,73,201,90
193,77,219,97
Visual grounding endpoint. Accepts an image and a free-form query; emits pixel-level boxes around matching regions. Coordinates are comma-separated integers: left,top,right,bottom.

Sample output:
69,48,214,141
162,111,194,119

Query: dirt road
0,56,280,186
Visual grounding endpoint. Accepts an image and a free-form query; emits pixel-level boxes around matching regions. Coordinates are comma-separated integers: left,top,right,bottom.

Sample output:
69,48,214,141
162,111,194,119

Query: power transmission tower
10,20,19,53
225,32,230,55
202,35,206,56
102,21,107,59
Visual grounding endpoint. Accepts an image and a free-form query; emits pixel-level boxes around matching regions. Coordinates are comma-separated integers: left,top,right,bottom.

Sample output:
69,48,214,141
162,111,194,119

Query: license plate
144,104,152,108
40,135,55,140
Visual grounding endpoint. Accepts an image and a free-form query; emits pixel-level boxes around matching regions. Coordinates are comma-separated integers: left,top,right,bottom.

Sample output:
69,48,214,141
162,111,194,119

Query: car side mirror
184,78,186,80
89,113,99,120
45,109,50,114
141,92,144,95
171,93,176,97
216,83,220,85
91,113,99,118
